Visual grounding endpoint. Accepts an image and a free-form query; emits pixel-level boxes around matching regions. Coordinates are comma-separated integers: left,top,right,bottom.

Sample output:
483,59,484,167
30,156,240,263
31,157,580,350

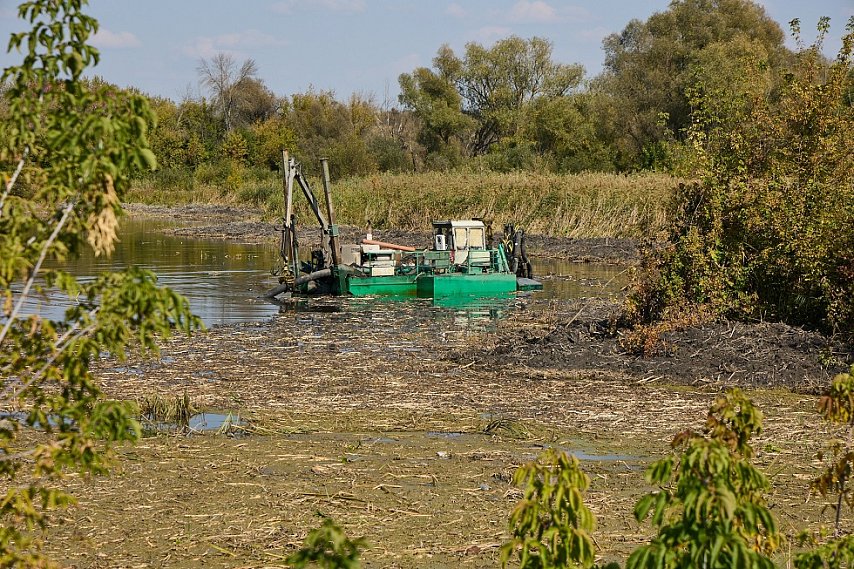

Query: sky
0,0,851,104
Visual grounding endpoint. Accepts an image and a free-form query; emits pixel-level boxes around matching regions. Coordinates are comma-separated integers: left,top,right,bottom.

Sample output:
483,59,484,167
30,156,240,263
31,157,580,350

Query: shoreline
123,202,641,264
36,201,851,566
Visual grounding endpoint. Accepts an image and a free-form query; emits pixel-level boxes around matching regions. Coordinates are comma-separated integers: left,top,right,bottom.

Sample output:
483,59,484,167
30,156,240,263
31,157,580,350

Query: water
25,218,281,325
532,258,628,299
19,218,628,326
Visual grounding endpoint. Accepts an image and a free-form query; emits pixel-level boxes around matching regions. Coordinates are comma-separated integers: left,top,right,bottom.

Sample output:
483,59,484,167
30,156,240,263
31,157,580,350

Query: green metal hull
344,271,518,298
416,273,517,298
345,274,418,297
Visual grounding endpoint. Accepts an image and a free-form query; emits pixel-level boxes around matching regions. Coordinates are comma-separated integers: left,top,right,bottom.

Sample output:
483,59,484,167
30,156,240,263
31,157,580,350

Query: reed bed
129,169,677,239
328,171,675,238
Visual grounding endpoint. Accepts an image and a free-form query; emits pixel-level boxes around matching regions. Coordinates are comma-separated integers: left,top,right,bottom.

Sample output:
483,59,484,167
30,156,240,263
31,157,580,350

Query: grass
128,166,677,238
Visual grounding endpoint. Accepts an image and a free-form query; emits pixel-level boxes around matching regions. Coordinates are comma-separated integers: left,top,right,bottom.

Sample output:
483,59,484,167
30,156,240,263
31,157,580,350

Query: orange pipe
361,238,416,252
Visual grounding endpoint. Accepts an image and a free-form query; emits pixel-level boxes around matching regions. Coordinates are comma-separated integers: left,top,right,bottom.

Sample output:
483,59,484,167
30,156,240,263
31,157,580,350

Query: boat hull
344,271,519,298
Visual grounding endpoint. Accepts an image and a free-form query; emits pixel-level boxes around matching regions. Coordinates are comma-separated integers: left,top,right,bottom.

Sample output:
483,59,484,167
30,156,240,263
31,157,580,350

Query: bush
627,389,779,569
501,449,597,568
623,21,854,339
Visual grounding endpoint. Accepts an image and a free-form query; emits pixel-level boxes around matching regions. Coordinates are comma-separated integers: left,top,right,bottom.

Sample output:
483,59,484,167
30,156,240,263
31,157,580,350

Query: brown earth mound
461,299,852,393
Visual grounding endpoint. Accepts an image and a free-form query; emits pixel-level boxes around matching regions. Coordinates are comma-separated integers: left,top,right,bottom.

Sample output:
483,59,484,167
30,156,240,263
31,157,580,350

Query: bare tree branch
0,146,30,218
0,201,74,347
197,53,259,131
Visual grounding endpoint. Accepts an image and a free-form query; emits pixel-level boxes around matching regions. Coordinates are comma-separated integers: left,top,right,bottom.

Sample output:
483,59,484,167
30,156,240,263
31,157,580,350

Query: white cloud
509,0,556,23
271,0,366,14
183,29,287,59
445,3,466,19
472,26,513,43
91,29,141,49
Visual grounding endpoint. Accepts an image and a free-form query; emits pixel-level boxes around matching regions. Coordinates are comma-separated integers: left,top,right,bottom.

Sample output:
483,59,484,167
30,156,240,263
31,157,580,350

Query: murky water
27,218,281,325
23,219,628,326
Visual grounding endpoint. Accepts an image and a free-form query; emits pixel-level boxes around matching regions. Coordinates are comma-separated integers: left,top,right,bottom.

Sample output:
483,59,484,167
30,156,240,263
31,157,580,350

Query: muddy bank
124,203,640,263
41,293,845,568
462,298,852,393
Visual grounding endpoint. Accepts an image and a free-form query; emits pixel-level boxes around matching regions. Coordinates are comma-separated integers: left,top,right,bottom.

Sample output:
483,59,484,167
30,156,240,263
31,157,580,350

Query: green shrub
501,448,598,569
286,519,366,569
623,21,854,338
628,389,779,569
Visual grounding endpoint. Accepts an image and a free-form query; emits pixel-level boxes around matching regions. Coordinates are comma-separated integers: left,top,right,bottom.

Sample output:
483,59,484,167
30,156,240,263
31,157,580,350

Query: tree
622,17,854,341
399,36,582,161
398,51,474,159
197,53,261,131
455,36,584,155
286,90,381,178
524,93,617,173
599,0,789,169
0,1,198,564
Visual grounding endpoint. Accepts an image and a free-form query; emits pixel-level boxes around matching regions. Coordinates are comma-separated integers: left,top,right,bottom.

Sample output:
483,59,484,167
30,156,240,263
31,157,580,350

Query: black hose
262,268,333,298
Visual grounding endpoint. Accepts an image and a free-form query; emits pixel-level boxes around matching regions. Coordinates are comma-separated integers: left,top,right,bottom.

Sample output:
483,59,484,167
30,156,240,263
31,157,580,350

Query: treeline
137,0,830,183
132,0,854,337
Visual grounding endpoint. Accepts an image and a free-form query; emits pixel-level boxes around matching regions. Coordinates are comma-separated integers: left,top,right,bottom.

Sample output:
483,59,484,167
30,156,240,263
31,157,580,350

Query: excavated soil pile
462,299,852,393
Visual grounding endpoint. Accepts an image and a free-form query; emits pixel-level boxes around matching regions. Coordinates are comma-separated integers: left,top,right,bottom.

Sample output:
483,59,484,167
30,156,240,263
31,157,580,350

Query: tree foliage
623,17,854,342
501,449,598,569
599,0,788,168
286,518,366,569
0,1,199,564
399,36,583,164
627,389,779,569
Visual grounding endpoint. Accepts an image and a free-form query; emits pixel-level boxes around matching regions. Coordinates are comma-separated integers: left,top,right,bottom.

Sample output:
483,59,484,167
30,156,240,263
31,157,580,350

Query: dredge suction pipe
262,268,333,298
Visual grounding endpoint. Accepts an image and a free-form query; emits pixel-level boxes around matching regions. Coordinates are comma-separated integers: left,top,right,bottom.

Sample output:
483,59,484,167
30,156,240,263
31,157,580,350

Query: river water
24,218,627,326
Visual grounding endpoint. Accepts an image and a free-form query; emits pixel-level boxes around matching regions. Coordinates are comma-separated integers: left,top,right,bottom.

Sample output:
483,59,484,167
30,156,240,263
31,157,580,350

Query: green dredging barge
264,154,542,301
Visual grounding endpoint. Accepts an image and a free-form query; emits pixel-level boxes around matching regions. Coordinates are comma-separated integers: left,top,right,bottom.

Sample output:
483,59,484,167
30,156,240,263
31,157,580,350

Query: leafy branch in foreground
794,365,854,568
501,448,609,569
286,518,366,569
627,389,779,569
0,0,199,565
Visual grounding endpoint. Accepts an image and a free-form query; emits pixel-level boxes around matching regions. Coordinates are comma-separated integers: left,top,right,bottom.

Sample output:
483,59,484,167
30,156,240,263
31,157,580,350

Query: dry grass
328,170,675,238
26,295,846,568
129,169,677,239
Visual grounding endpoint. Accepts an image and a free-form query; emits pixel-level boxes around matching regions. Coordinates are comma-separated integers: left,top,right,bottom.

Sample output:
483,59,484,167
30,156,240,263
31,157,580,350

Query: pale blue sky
0,0,851,103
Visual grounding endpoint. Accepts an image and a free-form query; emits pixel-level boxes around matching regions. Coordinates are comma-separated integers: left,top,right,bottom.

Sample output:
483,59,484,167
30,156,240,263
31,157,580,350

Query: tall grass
130,167,677,238
328,171,676,238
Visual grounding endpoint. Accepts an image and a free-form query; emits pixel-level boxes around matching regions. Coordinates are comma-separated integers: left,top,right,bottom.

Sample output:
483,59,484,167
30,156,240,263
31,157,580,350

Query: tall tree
399,36,583,159
398,53,474,158
197,53,260,131
454,36,584,155
599,0,789,169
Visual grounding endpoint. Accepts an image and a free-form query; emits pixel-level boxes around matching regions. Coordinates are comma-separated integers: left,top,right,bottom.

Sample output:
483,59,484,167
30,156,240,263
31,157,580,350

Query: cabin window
454,227,468,249
469,227,484,248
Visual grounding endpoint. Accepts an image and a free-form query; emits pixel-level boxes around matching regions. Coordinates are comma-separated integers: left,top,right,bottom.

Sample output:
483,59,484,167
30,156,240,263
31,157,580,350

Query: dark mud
123,203,852,393
124,203,640,263
462,298,853,393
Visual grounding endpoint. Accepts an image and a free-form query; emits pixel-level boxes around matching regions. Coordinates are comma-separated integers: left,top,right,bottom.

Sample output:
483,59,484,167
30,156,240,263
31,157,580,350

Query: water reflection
532,258,629,300
27,218,282,325
21,218,629,327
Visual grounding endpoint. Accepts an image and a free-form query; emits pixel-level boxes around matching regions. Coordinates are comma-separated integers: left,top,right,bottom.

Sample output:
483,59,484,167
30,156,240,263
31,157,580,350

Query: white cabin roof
432,219,485,230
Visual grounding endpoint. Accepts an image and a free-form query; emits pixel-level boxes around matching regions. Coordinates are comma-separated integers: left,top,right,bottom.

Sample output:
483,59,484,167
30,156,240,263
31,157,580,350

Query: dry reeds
327,171,676,238
138,391,194,429
130,169,677,239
